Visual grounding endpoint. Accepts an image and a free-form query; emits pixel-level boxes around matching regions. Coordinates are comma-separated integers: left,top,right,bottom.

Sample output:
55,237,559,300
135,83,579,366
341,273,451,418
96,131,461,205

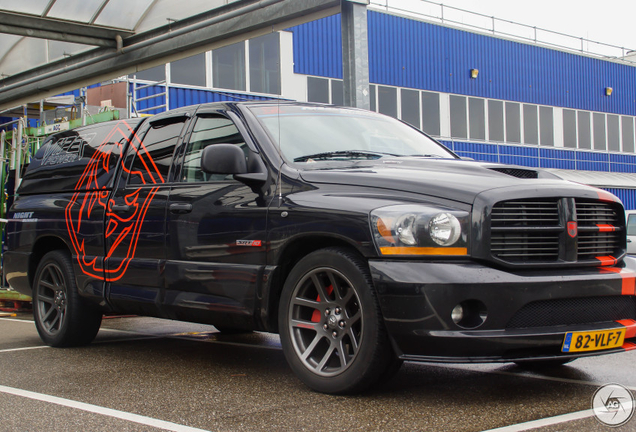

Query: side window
128,119,185,186
182,116,246,182
628,214,636,236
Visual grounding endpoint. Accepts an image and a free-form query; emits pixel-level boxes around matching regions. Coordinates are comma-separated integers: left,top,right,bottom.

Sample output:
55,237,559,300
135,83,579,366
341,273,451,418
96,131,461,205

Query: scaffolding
0,99,122,302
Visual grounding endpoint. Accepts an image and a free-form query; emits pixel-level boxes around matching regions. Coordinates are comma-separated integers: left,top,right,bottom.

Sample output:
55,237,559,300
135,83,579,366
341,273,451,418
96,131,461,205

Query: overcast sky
377,0,636,57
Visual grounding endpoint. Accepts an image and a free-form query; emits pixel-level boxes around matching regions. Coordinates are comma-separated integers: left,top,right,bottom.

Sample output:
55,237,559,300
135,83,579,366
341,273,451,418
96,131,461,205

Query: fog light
451,304,464,324
451,300,488,329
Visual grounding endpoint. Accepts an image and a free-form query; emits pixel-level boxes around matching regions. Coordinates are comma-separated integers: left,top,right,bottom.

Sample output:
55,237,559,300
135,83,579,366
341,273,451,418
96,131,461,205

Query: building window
401,89,420,129
450,95,467,139
249,33,281,94
539,106,554,146
170,53,206,87
563,109,577,148
523,104,538,145
608,114,620,152
213,42,246,91
505,102,521,143
622,116,635,153
421,91,440,136
593,113,607,151
578,111,591,149
370,85,376,111
488,100,504,142
469,98,485,140
331,80,344,106
307,77,330,103
136,65,165,82
378,86,398,118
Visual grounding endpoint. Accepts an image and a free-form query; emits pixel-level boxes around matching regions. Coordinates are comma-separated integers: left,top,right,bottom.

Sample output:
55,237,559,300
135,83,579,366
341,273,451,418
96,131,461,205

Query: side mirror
201,144,247,175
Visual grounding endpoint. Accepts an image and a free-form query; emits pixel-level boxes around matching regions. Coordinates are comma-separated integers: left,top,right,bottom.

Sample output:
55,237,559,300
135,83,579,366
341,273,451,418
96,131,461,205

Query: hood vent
490,167,538,179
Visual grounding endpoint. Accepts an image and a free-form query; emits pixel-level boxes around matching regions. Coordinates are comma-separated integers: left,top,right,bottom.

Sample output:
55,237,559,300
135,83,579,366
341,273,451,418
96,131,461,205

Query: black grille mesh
490,198,623,265
490,168,539,179
507,296,636,329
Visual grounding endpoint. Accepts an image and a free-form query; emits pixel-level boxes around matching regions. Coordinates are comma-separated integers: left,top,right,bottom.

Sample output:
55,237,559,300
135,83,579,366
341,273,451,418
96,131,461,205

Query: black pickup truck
5,101,636,394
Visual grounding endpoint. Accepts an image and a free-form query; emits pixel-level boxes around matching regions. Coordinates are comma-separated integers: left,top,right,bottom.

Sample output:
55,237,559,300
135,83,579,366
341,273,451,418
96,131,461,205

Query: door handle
111,204,130,212
170,203,193,214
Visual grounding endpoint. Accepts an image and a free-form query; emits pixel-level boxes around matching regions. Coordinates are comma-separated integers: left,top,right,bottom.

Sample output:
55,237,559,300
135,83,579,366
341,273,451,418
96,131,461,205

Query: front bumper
369,257,636,363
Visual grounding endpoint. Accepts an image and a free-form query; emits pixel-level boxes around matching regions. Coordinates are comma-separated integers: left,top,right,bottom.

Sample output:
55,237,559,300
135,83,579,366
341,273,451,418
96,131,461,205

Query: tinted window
578,111,591,149
213,42,245,91
136,65,165,82
370,85,377,111
623,116,635,153
523,104,538,145
401,89,420,129
19,120,144,194
182,116,245,182
505,102,520,143
421,92,440,136
128,120,185,186
608,115,620,152
469,98,485,140
593,113,607,150
450,95,467,139
307,77,329,104
628,214,636,236
488,100,504,142
378,86,398,118
331,80,344,106
249,33,280,94
539,106,554,146
563,109,577,148
171,53,206,87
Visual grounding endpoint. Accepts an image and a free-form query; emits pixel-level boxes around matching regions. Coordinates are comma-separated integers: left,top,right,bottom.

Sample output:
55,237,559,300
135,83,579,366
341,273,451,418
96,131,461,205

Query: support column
341,0,370,109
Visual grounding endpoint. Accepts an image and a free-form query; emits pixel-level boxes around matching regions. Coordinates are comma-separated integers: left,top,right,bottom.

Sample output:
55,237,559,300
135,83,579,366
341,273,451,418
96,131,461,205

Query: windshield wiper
293,150,397,162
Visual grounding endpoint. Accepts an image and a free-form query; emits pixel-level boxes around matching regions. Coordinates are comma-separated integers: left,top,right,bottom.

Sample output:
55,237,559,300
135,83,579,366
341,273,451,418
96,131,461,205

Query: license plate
562,329,626,353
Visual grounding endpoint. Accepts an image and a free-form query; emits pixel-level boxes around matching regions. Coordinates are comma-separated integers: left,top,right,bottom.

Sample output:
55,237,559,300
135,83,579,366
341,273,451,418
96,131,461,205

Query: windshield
248,105,456,166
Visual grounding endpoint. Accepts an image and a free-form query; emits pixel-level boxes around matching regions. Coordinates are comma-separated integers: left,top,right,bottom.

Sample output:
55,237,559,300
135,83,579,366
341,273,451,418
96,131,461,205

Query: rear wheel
279,248,395,394
32,250,102,347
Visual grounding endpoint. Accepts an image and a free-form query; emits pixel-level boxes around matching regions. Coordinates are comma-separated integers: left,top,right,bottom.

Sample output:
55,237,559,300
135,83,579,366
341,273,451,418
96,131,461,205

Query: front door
164,113,270,327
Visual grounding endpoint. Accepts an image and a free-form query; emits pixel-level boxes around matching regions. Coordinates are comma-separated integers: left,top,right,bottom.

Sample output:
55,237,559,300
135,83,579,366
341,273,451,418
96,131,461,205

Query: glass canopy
0,0,240,78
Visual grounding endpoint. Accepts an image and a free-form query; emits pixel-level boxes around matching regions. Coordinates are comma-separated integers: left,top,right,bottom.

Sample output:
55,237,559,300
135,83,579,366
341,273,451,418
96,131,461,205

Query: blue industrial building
6,6,636,207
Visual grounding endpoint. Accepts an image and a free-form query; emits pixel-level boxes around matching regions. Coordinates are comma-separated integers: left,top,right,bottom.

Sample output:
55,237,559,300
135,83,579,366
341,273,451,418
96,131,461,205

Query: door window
181,116,246,182
128,119,185,186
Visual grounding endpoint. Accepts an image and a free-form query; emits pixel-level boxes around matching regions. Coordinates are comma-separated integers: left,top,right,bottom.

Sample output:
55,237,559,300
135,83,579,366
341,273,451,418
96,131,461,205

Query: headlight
370,205,469,256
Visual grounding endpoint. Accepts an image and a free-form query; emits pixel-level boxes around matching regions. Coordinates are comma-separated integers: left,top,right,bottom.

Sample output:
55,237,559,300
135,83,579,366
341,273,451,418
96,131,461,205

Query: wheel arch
28,236,71,290
265,234,369,333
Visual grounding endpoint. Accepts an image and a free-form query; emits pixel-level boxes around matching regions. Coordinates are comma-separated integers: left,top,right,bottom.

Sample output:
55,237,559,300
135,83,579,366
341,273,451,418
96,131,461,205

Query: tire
278,247,394,394
32,250,103,347
514,358,574,369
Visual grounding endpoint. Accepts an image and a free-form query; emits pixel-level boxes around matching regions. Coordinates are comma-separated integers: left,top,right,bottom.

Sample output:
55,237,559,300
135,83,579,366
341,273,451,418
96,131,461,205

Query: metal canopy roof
0,0,341,111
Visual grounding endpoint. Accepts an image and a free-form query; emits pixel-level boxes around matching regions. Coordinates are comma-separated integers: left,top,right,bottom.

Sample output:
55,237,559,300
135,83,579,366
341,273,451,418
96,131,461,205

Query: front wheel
32,250,102,347
279,248,396,394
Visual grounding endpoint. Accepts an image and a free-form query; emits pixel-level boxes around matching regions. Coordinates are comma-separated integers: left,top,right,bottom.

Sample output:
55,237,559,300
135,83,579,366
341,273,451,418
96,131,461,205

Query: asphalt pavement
0,312,635,431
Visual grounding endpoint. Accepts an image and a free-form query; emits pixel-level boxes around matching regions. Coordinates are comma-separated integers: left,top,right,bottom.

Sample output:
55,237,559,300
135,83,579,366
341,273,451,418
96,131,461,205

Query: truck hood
298,158,584,205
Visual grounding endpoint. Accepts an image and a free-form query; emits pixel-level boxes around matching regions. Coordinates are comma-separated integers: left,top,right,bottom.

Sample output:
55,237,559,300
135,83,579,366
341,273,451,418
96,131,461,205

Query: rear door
105,113,190,315
164,111,270,327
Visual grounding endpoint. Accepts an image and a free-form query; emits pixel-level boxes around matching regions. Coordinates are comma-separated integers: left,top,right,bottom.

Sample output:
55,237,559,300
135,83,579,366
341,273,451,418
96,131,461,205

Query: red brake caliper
311,285,334,322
